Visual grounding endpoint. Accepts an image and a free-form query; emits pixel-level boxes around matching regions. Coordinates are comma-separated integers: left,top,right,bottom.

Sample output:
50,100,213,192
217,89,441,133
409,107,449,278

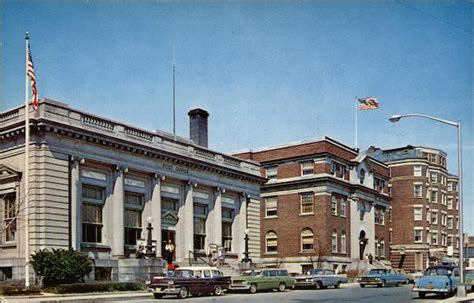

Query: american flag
27,39,39,110
358,97,379,110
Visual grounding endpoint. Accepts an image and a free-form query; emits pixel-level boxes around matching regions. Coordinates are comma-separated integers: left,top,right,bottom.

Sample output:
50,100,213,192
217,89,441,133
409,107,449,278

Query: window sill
299,250,315,254
299,213,314,216
330,213,338,217
264,216,278,219
0,242,17,248
81,243,111,249
264,252,278,255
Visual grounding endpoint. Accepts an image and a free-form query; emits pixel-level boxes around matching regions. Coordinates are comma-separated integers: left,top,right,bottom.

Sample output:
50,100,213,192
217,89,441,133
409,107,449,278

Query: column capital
115,165,128,173
71,156,85,164
215,187,226,193
153,173,166,181
187,180,198,188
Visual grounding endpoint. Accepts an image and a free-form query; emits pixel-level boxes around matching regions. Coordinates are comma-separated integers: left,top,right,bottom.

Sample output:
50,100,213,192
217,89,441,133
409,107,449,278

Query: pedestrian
368,253,373,265
164,240,175,265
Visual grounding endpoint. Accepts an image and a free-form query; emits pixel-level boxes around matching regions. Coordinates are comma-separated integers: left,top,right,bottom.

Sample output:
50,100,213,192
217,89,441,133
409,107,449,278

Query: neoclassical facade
0,99,264,282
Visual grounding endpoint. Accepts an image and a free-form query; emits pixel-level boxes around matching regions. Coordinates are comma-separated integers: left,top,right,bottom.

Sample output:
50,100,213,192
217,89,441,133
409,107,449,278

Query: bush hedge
0,284,41,296
56,282,145,294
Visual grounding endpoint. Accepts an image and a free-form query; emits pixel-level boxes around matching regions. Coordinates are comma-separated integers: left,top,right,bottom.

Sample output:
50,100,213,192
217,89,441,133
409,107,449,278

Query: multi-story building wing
235,137,391,273
368,145,459,273
0,99,265,281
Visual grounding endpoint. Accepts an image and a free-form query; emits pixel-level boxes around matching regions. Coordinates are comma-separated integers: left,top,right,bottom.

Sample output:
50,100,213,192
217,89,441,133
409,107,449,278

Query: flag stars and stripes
27,40,39,110
358,97,379,110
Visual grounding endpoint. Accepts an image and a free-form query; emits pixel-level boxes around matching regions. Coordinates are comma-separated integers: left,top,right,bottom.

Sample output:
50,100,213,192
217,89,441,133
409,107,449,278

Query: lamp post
242,228,252,263
146,217,155,258
389,113,465,296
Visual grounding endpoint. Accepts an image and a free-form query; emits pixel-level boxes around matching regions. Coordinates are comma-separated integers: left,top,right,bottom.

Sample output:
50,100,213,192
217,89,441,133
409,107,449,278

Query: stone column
151,176,162,257
237,194,248,260
70,159,81,251
112,167,125,258
176,182,194,262
212,188,223,246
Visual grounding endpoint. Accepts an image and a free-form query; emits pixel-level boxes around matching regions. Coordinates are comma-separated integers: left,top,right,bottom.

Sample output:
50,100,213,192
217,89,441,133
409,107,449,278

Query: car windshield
306,269,324,275
173,270,194,278
242,270,261,276
424,268,452,276
369,269,387,275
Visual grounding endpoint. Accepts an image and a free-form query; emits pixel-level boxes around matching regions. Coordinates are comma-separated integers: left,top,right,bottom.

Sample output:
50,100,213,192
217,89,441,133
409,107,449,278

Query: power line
395,0,473,36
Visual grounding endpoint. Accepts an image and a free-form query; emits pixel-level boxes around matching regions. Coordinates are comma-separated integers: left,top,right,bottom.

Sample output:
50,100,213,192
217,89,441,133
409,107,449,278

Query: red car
149,266,230,299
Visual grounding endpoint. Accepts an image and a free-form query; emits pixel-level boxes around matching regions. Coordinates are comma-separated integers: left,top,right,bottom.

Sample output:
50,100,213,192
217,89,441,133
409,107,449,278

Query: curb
1,292,153,303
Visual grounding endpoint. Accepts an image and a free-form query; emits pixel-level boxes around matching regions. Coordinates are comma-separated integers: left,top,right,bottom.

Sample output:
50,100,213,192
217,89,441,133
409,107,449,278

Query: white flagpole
355,98,358,150
24,32,30,288
173,47,176,136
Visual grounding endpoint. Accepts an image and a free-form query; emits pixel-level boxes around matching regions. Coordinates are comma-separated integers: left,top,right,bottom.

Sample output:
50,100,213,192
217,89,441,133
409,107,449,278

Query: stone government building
0,99,265,281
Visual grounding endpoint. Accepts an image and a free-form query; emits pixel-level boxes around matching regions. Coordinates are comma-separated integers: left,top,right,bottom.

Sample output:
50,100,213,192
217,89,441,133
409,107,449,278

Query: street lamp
242,228,252,263
146,217,155,258
389,113,465,296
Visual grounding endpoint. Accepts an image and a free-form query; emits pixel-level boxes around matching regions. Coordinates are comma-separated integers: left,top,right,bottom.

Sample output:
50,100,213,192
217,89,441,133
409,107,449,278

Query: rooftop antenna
173,46,176,136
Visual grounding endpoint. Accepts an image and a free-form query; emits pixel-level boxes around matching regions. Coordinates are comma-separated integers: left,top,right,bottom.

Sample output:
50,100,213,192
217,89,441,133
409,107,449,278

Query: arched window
341,231,347,254
301,228,314,251
266,231,278,253
380,239,385,257
374,237,379,257
360,169,366,184
331,230,338,253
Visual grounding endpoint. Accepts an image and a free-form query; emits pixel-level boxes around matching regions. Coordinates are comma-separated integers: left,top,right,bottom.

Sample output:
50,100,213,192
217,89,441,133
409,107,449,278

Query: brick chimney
188,108,209,148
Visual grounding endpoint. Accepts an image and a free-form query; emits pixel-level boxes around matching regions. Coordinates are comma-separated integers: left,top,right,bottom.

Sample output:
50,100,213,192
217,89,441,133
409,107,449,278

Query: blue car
413,265,459,298
358,268,408,287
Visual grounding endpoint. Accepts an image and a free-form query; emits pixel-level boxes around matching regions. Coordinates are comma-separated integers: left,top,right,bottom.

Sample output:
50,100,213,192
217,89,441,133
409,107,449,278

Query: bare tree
305,240,330,269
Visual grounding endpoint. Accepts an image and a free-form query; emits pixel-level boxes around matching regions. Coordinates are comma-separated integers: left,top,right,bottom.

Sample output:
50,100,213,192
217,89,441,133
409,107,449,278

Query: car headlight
374,278,381,281
168,280,174,285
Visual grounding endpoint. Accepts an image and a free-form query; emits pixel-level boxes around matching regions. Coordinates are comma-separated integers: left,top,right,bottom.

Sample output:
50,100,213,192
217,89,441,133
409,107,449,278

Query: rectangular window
3,193,16,242
374,178,385,193
82,185,104,243
414,165,422,177
430,191,438,203
430,172,438,183
414,185,422,198
331,233,338,253
431,211,438,224
430,154,436,163
331,162,346,179
448,182,453,191
301,161,314,176
266,166,277,181
331,196,338,215
222,222,232,252
441,193,446,205
162,198,178,211
124,209,142,245
265,197,278,217
414,208,422,221
222,208,234,220
431,233,438,245
414,230,422,243
340,199,347,217
193,218,206,250
301,193,314,214
341,234,347,254
447,217,454,229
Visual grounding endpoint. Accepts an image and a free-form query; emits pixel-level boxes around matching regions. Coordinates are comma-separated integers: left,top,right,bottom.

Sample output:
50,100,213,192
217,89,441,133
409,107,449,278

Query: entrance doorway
162,229,176,263
359,230,367,260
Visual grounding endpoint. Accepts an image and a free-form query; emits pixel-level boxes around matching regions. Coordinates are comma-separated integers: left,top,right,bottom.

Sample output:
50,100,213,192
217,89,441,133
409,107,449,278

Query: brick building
368,145,460,273
234,137,391,273
0,99,264,282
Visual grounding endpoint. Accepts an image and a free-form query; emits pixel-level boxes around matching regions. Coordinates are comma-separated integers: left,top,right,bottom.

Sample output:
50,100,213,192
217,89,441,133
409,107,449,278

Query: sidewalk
442,292,474,303
0,291,153,303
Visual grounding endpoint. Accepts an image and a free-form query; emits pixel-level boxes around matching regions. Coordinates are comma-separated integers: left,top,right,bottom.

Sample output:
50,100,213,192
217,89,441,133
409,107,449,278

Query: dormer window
266,166,277,181
301,161,314,176
374,178,385,193
359,169,366,184
331,161,346,179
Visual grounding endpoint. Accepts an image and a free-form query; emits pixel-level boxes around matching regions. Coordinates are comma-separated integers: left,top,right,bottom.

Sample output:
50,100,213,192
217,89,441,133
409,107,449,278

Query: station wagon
229,268,295,293
295,269,347,289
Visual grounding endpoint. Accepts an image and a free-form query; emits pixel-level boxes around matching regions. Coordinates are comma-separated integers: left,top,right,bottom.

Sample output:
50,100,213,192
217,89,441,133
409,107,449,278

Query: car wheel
360,284,365,288
214,285,224,296
153,293,163,299
278,283,286,292
249,283,257,294
418,292,426,298
178,287,188,299
335,281,341,289
315,281,322,289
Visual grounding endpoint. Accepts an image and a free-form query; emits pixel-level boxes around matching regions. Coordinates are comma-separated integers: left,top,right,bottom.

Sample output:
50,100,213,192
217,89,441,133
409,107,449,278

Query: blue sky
1,1,472,233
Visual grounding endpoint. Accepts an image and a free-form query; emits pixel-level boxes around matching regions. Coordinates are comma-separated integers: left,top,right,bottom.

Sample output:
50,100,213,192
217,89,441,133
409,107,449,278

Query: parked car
465,267,474,292
229,268,295,293
358,268,408,287
294,269,347,289
148,266,230,299
413,265,459,298
393,269,410,284
406,271,424,284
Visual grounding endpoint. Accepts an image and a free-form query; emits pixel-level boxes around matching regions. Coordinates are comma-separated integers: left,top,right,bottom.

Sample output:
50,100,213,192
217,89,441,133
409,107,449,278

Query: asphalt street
110,284,466,303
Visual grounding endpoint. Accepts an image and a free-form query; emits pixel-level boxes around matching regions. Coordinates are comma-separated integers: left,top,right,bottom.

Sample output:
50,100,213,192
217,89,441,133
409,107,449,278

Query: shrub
55,282,145,294
110,282,144,291
56,282,110,294
0,284,41,296
30,249,93,287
